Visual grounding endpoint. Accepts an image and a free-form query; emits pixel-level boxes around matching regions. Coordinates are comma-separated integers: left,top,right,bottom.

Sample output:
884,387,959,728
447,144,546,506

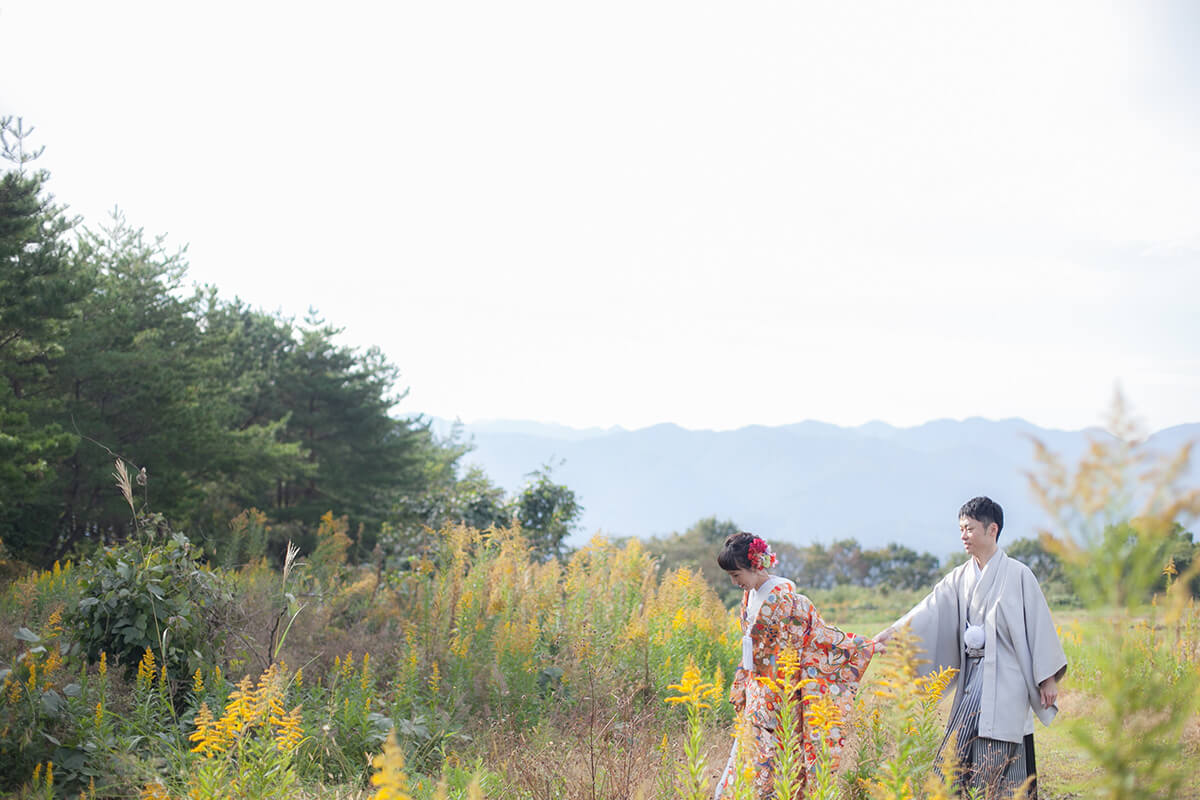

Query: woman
714,532,880,799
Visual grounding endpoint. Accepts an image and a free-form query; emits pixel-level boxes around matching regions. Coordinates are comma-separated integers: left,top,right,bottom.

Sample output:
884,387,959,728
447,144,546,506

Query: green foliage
0,134,478,568
0,117,89,563
648,516,744,606
507,463,583,561
1029,396,1200,800
649,517,946,608
68,518,231,685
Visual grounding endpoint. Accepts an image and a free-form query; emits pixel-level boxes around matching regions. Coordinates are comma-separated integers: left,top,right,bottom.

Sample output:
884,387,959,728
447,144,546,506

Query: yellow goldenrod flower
189,701,226,757
665,661,720,710
136,648,157,688
217,675,258,739
429,661,440,695
915,666,959,706
369,733,413,800
271,705,305,753
46,608,64,638
43,647,63,676
33,763,42,785
1164,557,1178,577
139,782,171,799
94,702,103,727
98,651,107,679
192,668,204,693
804,694,843,733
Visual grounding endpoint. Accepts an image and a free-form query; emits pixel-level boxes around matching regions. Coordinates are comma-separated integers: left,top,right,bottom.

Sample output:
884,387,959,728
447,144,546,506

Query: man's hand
1038,676,1059,709
874,626,895,646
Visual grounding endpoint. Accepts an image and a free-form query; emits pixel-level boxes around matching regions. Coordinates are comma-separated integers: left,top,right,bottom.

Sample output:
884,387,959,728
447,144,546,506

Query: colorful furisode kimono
715,577,876,800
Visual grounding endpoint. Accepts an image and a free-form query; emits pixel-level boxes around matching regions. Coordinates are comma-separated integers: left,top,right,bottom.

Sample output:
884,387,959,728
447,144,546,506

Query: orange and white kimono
715,577,876,800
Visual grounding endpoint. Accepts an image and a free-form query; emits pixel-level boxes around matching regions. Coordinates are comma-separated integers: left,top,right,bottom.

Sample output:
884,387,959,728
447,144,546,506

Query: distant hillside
430,417,1200,554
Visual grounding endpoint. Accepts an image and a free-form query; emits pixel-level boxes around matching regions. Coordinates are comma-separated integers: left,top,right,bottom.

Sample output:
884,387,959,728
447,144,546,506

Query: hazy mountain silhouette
431,417,1199,553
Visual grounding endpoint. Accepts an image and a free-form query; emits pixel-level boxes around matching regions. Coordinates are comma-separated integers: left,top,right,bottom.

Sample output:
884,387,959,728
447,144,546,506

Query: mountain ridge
428,417,1199,553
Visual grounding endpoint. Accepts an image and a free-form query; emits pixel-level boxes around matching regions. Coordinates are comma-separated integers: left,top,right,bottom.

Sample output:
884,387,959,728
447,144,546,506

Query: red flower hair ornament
748,537,777,571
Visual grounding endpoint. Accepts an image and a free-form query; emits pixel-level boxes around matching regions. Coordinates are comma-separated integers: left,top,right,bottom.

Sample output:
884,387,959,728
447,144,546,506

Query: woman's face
726,568,765,591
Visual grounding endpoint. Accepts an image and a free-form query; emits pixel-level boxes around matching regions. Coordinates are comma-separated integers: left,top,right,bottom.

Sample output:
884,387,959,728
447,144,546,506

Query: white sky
2,1,1198,433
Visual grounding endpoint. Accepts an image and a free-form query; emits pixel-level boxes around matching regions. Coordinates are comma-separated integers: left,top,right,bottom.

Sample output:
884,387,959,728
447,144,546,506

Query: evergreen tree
0,118,89,561
267,312,443,555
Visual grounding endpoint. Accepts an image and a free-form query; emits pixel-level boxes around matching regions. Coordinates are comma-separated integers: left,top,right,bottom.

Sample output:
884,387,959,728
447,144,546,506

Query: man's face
960,515,997,558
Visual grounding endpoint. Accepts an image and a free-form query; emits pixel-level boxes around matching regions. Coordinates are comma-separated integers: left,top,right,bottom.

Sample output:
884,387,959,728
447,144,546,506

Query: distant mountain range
428,417,1200,555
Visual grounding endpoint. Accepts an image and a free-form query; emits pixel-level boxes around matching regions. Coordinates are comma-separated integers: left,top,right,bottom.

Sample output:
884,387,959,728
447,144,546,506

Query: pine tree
0,117,90,561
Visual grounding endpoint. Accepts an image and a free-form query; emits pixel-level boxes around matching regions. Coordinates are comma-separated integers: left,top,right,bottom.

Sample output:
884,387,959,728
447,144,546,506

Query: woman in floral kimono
714,533,879,799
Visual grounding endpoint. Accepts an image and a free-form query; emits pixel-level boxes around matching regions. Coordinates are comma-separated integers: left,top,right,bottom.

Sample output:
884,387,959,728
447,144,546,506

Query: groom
875,497,1068,798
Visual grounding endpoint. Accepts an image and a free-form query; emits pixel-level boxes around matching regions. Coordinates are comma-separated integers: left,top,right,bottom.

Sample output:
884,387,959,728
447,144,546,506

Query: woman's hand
730,667,748,712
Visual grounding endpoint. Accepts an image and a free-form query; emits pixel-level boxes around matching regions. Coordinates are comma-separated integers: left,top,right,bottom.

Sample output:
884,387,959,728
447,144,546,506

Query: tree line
646,516,1198,606
0,117,580,569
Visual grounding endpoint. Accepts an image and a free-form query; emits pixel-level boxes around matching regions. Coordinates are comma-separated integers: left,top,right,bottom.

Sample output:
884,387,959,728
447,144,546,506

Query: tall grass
2,403,1198,798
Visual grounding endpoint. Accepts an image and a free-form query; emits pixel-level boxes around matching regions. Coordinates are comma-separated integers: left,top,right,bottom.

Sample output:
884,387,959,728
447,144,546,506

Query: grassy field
828,595,1200,800
2,529,1198,799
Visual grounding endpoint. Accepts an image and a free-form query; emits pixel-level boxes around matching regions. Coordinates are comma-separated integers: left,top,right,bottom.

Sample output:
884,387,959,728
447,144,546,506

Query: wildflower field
2,421,1199,799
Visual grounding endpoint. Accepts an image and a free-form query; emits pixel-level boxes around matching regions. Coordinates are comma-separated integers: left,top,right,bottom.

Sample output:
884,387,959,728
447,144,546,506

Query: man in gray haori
875,496,1068,799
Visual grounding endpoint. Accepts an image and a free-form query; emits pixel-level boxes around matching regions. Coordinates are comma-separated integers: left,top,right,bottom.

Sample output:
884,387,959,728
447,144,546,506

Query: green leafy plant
68,464,231,687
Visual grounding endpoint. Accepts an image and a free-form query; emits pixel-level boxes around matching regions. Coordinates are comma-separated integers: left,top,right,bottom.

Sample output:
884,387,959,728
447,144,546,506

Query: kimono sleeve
893,571,963,677
790,594,875,689
790,594,876,753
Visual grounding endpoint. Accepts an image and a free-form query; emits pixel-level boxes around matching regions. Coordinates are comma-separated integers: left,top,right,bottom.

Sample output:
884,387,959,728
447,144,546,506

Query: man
875,497,1067,798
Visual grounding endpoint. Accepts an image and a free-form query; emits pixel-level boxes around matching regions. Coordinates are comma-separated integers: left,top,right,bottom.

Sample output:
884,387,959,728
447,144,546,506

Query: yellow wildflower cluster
914,666,958,708
136,648,157,688
665,660,720,710
188,663,305,757
31,761,54,789
498,617,539,659
428,661,441,695
46,607,64,638
369,732,413,800
804,694,843,734
139,782,171,800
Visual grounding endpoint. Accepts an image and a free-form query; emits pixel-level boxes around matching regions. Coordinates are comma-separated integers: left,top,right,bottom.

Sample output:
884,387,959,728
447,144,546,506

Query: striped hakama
938,652,1037,799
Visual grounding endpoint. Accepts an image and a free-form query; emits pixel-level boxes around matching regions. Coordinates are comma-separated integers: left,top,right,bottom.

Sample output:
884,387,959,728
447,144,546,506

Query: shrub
68,516,231,688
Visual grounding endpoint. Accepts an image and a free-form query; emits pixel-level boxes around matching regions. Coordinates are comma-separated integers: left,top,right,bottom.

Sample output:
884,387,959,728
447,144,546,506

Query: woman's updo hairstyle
717,532,758,571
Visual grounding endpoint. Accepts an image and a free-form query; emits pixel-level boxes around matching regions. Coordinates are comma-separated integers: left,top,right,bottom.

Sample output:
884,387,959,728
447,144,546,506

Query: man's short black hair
959,496,1004,540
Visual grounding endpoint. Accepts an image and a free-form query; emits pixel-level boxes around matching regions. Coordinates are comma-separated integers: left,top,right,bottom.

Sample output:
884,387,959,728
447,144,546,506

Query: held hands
1038,676,1059,709
872,626,895,654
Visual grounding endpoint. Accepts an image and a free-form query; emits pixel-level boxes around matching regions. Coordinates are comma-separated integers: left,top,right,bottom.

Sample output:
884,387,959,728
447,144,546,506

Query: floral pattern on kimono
722,581,875,800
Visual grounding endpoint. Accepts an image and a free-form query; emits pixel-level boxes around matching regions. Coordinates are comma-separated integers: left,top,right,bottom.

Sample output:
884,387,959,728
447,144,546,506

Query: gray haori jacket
894,550,1068,743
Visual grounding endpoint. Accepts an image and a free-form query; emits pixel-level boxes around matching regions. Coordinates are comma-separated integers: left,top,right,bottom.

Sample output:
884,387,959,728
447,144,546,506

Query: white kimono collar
741,576,792,670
